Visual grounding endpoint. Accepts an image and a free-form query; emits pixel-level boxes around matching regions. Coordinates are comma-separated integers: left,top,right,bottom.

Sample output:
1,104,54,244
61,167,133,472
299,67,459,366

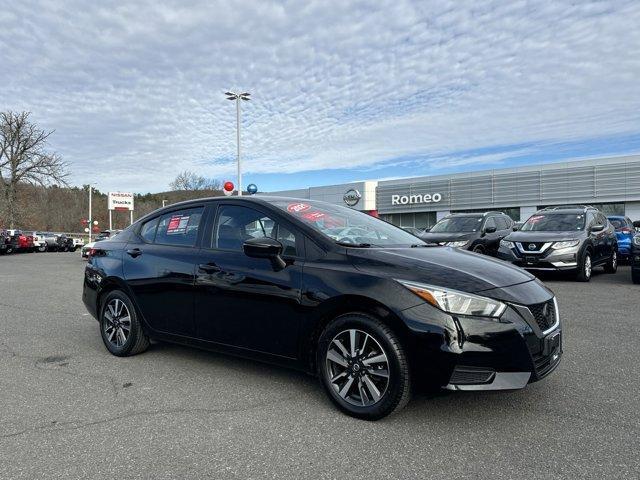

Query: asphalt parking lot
1,253,638,479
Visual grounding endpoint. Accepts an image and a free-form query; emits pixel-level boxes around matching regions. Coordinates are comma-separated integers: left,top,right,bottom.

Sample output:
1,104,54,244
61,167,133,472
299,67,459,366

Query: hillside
0,184,224,233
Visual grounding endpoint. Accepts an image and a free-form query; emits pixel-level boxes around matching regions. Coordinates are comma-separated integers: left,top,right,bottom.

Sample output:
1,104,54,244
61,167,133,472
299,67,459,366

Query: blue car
607,215,635,259
632,233,640,284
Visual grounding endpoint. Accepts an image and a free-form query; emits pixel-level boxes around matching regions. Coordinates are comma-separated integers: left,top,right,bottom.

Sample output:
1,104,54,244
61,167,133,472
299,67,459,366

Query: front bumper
497,244,580,271
400,293,562,391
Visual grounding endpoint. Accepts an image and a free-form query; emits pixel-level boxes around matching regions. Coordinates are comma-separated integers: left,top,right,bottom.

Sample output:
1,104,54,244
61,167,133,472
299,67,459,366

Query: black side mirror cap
484,226,497,234
243,237,286,270
590,224,605,233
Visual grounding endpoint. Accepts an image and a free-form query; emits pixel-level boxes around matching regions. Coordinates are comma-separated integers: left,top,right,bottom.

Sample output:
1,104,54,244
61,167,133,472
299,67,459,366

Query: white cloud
0,0,639,192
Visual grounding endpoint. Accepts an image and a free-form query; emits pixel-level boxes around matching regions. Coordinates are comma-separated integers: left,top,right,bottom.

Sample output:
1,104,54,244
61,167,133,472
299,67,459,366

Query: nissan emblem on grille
528,243,537,250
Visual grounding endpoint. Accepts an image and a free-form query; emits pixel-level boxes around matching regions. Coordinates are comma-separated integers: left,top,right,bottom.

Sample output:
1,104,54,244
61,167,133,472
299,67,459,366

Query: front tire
604,250,618,273
100,290,150,357
317,313,411,420
576,251,592,282
472,244,485,254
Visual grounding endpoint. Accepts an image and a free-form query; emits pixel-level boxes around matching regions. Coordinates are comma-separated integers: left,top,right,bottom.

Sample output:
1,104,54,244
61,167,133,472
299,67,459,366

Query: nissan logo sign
343,189,362,207
391,193,442,205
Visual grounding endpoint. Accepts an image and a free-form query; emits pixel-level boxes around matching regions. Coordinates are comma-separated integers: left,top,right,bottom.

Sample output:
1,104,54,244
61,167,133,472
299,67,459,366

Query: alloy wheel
612,251,617,269
325,329,390,407
103,299,131,348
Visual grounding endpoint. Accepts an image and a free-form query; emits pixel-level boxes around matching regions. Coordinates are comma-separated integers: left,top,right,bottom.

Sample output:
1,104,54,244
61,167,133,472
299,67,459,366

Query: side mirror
633,220,640,229
422,227,431,233
590,224,605,233
243,237,286,270
484,226,497,234
512,225,520,231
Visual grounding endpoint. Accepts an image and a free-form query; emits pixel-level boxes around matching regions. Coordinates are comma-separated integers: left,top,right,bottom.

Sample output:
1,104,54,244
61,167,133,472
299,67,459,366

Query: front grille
449,366,495,385
519,241,547,252
527,299,556,331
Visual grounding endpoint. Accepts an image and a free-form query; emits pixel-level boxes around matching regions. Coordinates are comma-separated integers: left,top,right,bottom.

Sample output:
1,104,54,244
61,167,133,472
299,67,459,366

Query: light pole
88,184,95,242
225,91,250,196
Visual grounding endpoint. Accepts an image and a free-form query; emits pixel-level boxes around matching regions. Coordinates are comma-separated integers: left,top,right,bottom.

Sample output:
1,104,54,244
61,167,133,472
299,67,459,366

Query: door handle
198,263,221,273
126,248,142,258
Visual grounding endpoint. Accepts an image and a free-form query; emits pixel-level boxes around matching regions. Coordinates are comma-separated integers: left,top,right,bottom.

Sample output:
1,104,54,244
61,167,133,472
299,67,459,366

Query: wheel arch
96,277,137,318
303,294,409,373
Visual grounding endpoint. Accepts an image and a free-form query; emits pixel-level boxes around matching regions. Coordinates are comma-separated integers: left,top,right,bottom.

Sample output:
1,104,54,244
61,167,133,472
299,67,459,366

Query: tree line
0,111,224,233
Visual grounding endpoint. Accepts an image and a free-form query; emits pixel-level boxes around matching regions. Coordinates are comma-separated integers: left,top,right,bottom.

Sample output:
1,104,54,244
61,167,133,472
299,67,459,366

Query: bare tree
0,111,68,227
169,170,221,191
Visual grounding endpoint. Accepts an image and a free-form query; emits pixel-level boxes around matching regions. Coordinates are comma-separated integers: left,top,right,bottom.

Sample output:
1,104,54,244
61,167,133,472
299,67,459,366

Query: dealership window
452,207,520,221
379,212,436,229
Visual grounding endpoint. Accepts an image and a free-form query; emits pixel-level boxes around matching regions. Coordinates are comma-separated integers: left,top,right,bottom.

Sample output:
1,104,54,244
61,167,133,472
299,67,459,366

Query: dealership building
266,154,640,229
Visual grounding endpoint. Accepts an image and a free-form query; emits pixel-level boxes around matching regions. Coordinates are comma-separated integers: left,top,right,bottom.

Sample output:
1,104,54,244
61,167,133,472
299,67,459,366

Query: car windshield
522,213,585,231
271,200,425,247
430,216,483,233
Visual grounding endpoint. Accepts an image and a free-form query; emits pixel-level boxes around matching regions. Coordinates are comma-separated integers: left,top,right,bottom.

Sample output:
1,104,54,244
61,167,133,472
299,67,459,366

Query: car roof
445,211,506,218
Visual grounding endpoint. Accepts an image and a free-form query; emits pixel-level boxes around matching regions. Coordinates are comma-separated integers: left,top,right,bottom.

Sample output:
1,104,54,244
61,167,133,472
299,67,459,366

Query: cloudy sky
1,0,639,193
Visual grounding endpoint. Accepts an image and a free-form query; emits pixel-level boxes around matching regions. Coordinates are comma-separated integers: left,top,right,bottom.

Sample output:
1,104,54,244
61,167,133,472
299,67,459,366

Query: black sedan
83,196,562,420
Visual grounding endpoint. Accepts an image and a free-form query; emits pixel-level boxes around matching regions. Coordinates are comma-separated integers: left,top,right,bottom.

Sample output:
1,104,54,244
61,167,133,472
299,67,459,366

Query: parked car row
81,230,122,258
399,205,638,283
0,230,84,254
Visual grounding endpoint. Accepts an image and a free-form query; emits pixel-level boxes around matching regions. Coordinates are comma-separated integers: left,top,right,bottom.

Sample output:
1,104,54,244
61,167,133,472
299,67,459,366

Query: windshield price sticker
302,211,326,221
167,215,190,234
287,203,311,213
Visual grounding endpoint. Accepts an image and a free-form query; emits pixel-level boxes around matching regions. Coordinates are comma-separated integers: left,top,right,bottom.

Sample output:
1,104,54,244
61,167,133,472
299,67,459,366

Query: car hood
505,230,583,242
419,232,475,244
347,246,536,294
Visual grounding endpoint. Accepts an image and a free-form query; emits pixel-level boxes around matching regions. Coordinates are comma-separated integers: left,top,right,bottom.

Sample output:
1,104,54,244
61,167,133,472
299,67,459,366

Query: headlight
396,280,507,318
445,241,468,248
500,240,514,248
551,240,580,250
634,236,640,246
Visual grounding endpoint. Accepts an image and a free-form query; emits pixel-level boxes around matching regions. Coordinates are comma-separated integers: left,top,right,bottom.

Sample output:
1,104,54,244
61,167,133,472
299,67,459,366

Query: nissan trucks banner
108,192,134,211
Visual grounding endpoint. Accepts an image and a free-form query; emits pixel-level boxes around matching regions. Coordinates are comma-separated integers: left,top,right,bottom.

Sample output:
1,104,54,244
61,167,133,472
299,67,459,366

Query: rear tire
100,290,150,357
576,251,592,282
317,313,411,420
604,250,618,274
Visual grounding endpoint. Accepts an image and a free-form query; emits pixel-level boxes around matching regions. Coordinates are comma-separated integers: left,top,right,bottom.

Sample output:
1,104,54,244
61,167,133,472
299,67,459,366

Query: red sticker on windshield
287,203,311,213
528,215,543,223
302,211,325,221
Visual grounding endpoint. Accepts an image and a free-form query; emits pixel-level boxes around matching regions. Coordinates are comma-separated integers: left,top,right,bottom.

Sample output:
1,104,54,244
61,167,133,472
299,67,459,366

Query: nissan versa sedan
83,197,562,420
498,206,617,282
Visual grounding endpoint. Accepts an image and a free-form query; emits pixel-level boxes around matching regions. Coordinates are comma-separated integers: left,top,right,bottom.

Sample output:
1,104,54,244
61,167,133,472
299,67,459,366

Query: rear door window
139,217,159,243
154,207,204,247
